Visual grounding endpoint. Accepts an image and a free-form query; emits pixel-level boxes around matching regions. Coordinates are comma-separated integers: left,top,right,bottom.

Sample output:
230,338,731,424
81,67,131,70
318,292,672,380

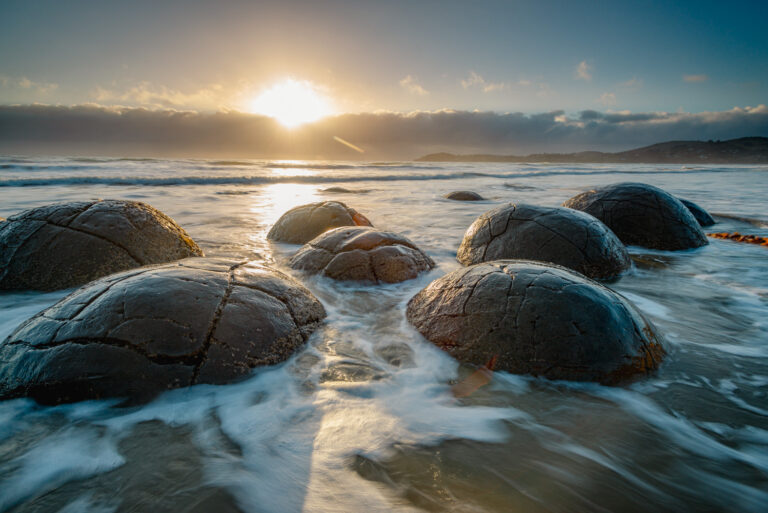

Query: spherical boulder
406,260,664,384
679,198,715,227
444,191,484,201
457,204,630,279
0,200,203,291
562,183,708,250
290,226,435,284
267,201,372,244
0,258,326,404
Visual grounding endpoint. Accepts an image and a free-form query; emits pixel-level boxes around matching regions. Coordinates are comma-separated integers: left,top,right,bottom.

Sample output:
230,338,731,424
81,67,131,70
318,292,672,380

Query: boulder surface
0,258,326,404
562,182,708,250
290,226,435,283
457,204,630,279
679,198,716,227
406,260,664,384
0,200,203,291
267,201,372,244
444,191,484,201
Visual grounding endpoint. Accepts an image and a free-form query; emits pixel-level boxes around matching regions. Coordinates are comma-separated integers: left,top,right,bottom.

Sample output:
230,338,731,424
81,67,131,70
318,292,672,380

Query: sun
248,79,333,128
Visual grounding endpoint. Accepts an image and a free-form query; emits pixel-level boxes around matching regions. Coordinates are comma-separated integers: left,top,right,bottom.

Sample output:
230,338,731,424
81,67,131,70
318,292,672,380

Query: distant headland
416,137,768,164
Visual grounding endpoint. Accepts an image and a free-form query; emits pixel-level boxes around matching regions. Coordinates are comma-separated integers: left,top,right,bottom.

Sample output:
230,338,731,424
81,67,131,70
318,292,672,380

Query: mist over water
0,157,767,512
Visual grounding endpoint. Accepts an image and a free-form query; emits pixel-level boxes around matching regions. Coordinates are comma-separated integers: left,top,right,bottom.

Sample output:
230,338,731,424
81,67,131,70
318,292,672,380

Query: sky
1,0,767,157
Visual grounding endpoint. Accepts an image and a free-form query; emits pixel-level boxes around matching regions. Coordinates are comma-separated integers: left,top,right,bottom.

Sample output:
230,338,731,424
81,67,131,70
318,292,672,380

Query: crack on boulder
105,316,194,339
7,337,201,367
191,262,244,383
232,280,320,343
292,227,433,283
367,253,380,284
41,219,144,264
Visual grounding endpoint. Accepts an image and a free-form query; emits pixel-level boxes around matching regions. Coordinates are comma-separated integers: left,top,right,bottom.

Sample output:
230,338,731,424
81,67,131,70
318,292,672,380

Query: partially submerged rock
267,201,372,244
563,182,708,250
0,258,326,404
457,204,630,279
444,191,484,201
322,187,369,194
679,198,715,227
0,200,203,291
290,226,434,284
406,260,664,384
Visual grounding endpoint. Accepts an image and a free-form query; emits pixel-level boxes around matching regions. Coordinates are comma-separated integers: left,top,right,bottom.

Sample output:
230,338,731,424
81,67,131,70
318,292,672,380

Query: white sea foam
0,426,124,511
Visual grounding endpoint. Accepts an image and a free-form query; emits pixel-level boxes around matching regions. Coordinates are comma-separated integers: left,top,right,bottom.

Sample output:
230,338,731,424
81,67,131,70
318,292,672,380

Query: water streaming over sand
0,157,767,512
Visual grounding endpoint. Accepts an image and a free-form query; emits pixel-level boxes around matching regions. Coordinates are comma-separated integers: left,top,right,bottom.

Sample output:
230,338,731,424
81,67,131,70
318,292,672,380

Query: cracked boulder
290,226,435,284
562,183,708,250
457,204,630,279
0,200,203,291
406,260,664,384
679,198,715,227
0,258,326,404
444,191,484,201
267,201,373,244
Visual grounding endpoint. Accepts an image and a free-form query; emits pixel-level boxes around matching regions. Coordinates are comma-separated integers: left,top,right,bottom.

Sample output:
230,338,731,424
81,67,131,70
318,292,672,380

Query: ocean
0,157,767,512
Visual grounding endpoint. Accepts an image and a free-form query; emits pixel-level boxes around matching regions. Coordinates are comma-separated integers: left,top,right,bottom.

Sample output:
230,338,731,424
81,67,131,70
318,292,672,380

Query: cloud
482,82,505,93
461,71,484,89
1,103,766,159
597,92,617,106
91,81,227,109
399,75,429,95
619,77,642,89
0,76,58,94
684,74,709,83
575,61,592,81
461,71,505,92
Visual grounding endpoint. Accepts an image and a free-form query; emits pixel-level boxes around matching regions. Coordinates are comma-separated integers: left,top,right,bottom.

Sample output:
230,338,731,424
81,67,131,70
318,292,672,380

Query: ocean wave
69,157,161,163
0,174,460,187
1,164,104,171
0,165,755,187
263,162,445,171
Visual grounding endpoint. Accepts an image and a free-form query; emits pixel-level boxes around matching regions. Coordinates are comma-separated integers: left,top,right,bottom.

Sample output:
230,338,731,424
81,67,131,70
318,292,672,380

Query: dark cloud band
1,104,766,159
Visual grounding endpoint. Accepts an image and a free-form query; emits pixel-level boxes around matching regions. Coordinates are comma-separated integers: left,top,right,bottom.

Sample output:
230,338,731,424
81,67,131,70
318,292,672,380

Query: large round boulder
290,226,435,284
267,201,373,244
0,200,203,291
0,258,326,404
562,183,708,250
679,198,715,227
406,261,664,384
457,204,630,279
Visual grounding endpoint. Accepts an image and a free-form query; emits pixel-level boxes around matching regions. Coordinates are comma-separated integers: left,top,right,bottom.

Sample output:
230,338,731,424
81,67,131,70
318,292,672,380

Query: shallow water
0,158,767,512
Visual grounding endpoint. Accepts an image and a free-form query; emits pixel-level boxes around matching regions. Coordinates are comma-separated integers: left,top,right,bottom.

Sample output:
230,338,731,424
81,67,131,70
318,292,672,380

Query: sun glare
248,79,333,128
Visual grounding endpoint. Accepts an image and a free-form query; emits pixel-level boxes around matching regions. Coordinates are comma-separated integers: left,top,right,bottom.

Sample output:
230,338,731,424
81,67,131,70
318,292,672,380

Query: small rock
444,191,484,201
322,187,369,194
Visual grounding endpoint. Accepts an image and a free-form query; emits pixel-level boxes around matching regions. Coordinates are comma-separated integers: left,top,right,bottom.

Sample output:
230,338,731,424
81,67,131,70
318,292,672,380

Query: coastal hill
416,137,768,164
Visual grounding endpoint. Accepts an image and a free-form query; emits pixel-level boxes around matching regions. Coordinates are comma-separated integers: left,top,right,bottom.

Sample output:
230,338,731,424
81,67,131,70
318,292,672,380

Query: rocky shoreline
0,183,720,404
